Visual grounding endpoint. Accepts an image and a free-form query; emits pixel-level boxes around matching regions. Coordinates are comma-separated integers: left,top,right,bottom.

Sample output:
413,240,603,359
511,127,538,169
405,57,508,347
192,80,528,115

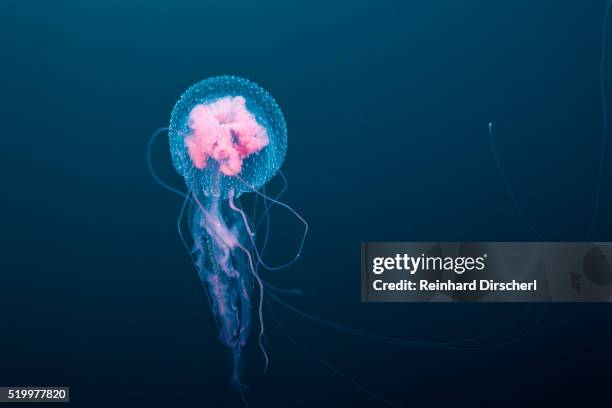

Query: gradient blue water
2,1,612,406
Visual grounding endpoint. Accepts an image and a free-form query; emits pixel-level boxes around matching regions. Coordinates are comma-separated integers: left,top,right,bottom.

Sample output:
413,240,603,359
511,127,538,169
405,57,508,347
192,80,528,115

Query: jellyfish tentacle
489,123,546,241
235,242,269,372
229,187,302,368
177,188,195,255
251,182,259,224
190,191,259,387
147,127,186,198
181,199,260,408
243,175,542,350
588,0,612,240
254,170,288,233
235,175,308,271
254,171,289,260
257,186,274,260
229,189,255,238
490,1,612,241
248,170,289,230
250,172,303,295
228,190,269,371
230,252,299,296
256,182,304,294
261,280,303,296
266,296,544,408
267,290,542,351
147,127,197,199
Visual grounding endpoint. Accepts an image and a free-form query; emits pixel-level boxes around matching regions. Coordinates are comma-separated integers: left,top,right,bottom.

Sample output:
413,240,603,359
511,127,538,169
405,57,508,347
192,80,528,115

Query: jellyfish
161,75,302,389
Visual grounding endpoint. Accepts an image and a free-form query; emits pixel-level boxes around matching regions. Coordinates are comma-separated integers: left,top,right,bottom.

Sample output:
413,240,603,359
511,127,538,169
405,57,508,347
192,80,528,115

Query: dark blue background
2,1,612,406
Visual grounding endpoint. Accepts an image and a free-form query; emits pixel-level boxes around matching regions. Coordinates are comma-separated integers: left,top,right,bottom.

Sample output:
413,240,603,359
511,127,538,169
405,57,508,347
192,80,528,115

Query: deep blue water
2,1,612,406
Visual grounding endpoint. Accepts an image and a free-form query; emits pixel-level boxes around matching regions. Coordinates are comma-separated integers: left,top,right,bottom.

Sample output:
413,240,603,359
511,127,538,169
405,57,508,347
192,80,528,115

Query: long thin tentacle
587,0,612,240
489,122,546,241
235,241,269,371
267,290,542,351
227,191,269,371
235,175,308,270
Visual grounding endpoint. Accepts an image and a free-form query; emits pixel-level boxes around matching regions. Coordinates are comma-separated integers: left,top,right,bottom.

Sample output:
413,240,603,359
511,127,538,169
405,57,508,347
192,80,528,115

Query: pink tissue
185,96,269,176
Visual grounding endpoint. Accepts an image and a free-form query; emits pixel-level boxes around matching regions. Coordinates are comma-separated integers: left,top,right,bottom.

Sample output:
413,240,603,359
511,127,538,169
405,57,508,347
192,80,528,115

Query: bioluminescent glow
154,76,307,391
